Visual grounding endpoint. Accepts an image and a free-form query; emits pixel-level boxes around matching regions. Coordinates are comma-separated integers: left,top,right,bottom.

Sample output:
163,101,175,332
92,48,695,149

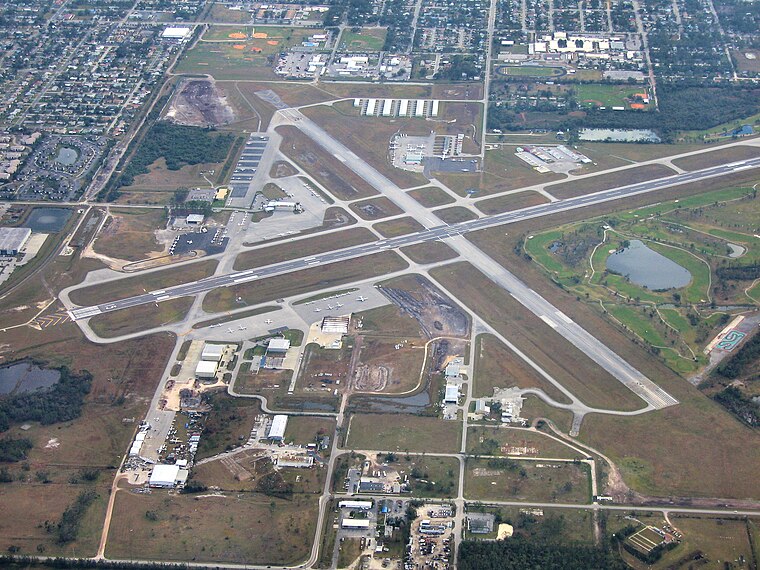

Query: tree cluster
716,333,760,380
56,490,99,544
713,386,760,428
458,537,627,570
0,438,33,462
117,123,234,189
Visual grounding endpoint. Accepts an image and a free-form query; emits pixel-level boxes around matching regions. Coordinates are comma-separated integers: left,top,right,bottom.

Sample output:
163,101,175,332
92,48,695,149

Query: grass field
233,228,376,270
204,251,407,312
374,216,425,237
575,84,651,110
346,413,462,453
476,190,550,215
340,27,387,51
285,416,336,446
407,186,456,207
473,334,572,403
0,325,175,557
467,426,584,459
356,336,427,393
399,455,460,498
431,262,646,411
400,242,459,264
464,458,591,503
196,394,261,460
106,491,319,565
93,208,165,262
69,259,218,306
89,297,193,337
434,206,479,224
671,144,760,171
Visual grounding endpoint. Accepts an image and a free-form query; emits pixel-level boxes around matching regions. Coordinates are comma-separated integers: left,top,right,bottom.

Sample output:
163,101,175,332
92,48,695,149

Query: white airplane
357,296,367,302
264,319,273,324
336,302,343,308
227,328,234,333
239,325,247,330
326,304,334,310
314,308,321,312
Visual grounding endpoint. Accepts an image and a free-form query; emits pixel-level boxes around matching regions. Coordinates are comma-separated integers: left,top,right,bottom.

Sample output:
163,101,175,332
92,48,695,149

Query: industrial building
161,27,191,40
321,316,350,334
444,384,460,404
267,338,291,353
195,360,218,379
339,500,373,510
0,227,31,256
149,464,189,488
268,414,288,441
186,214,205,225
355,99,440,118
275,453,314,468
201,343,224,362
341,518,371,529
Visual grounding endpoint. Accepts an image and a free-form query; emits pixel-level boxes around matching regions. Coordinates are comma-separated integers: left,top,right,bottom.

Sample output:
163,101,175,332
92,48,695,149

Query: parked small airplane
326,304,334,310
314,308,321,312
336,302,344,308
227,328,234,333
357,296,367,302
264,319,273,324
239,325,247,330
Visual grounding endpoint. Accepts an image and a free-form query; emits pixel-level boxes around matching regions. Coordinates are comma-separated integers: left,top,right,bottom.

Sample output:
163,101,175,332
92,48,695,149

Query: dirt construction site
164,79,236,127
378,275,470,339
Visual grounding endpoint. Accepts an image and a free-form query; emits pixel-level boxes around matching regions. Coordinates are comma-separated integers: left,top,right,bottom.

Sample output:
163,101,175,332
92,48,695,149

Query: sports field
175,26,318,80
496,65,564,77
574,84,652,110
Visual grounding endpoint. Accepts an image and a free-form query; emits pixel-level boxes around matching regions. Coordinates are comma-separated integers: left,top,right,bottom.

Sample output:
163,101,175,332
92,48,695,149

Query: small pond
25,207,72,233
0,361,61,396
606,240,692,290
55,147,78,166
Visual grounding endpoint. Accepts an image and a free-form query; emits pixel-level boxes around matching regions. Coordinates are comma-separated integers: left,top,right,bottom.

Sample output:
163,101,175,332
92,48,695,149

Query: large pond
55,147,79,166
606,240,692,290
25,207,72,233
0,361,61,396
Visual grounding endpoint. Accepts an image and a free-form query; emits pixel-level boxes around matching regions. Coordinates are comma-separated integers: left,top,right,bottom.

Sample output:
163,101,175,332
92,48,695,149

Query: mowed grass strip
349,197,404,220
671,145,760,171
546,164,676,200
93,208,165,262
476,190,550,215
400,241,459,264
233,228,376,270
407,186,456,207
346,413,462,453
69,259,218,306
430,262,645,411
204,251,408,312
473,334,572,403
374,216,425,237
106,491,318,565
89,297,194,338
434,206,479,224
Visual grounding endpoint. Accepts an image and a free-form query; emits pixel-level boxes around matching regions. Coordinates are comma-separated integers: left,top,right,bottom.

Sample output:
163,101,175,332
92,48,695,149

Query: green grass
340,27,387,51
607,305,668,347
346,414,462,453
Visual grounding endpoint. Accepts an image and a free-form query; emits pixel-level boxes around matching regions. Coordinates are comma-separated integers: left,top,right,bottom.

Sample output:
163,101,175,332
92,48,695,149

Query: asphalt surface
70,156,760,324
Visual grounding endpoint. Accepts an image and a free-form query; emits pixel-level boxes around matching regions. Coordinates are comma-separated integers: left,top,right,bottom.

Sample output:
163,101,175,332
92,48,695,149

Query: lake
0,361,61,396
606,240,692,290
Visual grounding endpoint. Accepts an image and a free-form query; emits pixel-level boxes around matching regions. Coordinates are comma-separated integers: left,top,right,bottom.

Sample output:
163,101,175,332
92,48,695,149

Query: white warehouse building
268,415,288,441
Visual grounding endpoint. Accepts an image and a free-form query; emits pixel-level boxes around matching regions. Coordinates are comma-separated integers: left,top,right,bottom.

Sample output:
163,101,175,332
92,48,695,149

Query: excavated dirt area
379,275,470,339
164,79,236,127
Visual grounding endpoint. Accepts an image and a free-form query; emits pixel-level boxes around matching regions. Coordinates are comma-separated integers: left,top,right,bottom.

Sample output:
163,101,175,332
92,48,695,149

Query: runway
70,156,760,323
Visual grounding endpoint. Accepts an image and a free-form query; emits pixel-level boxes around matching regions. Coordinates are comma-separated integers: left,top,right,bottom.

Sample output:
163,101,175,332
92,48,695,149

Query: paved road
69,156,760,320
